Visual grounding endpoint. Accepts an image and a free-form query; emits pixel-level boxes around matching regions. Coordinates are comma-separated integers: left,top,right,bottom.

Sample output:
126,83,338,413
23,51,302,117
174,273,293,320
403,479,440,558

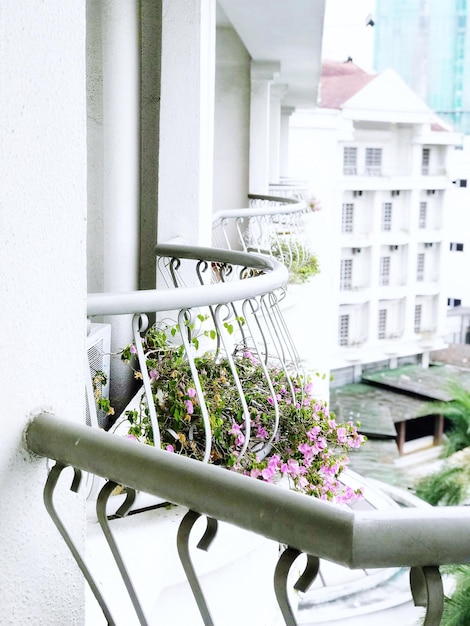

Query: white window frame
417,253,425,282
365,147,382,176
343,147,357,175
339,314,350,346
378,309,387,340
419,201,427,228
422,148,430,175
382,202,392,231
341,203,354,233
414,304,422,333
379,256,391,286
340,259,353,290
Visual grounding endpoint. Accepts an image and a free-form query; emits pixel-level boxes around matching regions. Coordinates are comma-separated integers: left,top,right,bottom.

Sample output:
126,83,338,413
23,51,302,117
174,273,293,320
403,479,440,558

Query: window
365,148,382,175
378,309,387,339
414,304,422,333
450,242,464,251
382,202,392,231
343,147,357,175
447,298,462,307
339,314,350,346
379,256,390,286
419,201,427,228
341,203,354,233
340,259,352,290
417,253,425,281
422,148,430,175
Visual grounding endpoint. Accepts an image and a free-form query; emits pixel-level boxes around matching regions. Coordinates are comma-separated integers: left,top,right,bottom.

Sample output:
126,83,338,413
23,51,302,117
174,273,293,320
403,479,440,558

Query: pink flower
307,426,320,441
149,369,158,380
184,399,194,415
165,444,175,453
256,425,268,439
187,387,197,398
261,466,275,481
130,344,137,355
229,423,242,435
336,427,347,443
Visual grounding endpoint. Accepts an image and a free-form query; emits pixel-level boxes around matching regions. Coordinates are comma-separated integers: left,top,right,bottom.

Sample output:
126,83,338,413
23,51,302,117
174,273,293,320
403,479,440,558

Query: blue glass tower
374,0,470,133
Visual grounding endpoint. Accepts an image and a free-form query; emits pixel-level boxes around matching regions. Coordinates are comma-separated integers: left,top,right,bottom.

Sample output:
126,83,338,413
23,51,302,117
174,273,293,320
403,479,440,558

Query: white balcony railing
212,195,316,276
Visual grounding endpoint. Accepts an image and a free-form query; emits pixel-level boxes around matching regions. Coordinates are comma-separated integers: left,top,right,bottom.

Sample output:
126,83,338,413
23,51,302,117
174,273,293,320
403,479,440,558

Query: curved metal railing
88,244,299,467
26,411,466,625
212,196,315,273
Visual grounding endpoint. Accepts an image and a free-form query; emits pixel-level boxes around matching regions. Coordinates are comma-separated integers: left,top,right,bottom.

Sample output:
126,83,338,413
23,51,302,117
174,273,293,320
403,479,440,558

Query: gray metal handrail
25,412,470,570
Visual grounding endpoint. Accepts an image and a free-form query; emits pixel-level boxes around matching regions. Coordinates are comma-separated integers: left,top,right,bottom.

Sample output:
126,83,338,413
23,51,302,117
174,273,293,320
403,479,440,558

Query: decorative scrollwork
410,565,444,626
96,481,149,625
177,510,218,626
44,463,116,625
274,547,320,626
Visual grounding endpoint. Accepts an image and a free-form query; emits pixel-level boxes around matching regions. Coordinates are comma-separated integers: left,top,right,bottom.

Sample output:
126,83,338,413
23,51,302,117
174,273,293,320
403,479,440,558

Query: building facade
290,61,461,385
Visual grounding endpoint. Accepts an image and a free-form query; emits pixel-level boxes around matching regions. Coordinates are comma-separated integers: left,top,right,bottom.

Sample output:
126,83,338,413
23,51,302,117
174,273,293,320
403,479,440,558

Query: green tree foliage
441,566,470,626
424,381,470,458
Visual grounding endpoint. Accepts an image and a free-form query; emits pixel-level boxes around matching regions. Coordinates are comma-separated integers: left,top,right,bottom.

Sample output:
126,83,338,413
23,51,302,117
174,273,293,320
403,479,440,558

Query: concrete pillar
280,106,295,180
269,84,288,185
249,61,280,194
102,0,140,295
158,0,216,246
97,0,141,414
1,2,87,622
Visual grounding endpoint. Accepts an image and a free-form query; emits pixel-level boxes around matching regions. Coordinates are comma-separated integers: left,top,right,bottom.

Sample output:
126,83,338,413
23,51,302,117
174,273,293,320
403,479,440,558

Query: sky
321,0,377,71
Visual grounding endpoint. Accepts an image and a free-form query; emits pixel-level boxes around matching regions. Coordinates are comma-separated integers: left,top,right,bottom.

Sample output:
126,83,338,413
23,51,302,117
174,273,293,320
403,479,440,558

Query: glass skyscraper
374,0,470,133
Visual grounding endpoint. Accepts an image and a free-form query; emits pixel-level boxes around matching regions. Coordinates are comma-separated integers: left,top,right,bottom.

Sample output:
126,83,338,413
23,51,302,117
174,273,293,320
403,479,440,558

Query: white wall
213,25,251,212
0,1,87,623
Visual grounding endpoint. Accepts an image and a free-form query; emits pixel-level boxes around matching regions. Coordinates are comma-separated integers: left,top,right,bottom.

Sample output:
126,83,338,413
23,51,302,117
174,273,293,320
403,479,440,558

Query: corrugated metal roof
330,383,430,438
362,363,470,402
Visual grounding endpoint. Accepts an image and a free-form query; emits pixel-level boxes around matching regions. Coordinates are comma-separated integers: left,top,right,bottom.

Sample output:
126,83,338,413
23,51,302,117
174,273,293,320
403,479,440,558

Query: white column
250,61,280,194
102,0,140,294
280,106,295,180
269,84,288,185
100,0,141,414
158,0,216,246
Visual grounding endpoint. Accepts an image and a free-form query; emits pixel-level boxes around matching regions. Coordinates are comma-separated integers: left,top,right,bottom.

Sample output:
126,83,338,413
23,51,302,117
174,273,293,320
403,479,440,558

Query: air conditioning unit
426,189,436,195
391,190,400,197
389,245,399,251
353,190,363,197
352,247,362,254
424,242,433,249
85,322,111,429
84,322,111,500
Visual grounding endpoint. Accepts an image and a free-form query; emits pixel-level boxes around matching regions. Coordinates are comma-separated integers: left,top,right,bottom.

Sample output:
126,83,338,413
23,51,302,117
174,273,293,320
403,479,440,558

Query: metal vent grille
85,324,111,428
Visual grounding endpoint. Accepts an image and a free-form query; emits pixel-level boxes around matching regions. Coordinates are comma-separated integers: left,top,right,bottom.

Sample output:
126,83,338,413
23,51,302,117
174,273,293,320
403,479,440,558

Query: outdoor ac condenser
85,322,111,429
84,322,111,500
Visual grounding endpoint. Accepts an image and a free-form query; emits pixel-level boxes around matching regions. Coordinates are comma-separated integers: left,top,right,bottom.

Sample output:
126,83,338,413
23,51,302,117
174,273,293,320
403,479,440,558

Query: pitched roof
319,60,377,110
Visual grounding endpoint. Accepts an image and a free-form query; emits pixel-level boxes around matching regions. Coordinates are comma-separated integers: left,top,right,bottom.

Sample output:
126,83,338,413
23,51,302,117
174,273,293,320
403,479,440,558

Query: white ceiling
217,0,326,109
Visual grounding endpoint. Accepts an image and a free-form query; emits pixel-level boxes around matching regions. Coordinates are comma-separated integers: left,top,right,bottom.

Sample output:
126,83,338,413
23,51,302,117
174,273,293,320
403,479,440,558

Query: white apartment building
290,61,463,385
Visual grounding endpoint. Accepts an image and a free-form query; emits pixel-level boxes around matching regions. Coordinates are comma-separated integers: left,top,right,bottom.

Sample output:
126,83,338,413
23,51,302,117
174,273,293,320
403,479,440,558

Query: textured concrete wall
0,2,87,623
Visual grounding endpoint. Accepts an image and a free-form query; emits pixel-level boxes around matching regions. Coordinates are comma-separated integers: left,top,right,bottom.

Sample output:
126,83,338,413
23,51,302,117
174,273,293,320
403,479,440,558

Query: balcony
21,224,470,625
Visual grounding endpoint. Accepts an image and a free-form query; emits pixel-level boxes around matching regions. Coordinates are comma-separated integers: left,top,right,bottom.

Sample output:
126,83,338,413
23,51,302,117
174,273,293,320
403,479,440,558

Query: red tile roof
319,60,377,109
